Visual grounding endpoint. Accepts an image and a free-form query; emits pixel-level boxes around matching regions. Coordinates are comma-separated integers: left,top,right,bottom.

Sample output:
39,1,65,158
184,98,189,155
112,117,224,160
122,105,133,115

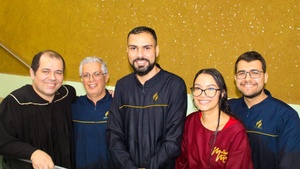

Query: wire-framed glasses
81,71,106,81
190,87,220,98
236,70,264,79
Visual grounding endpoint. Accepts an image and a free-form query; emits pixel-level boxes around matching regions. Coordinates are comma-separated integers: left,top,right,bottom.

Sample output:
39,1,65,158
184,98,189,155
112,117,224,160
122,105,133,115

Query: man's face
127,32,159,76
81,62,108,99
234,60,268,98
30,54,64,101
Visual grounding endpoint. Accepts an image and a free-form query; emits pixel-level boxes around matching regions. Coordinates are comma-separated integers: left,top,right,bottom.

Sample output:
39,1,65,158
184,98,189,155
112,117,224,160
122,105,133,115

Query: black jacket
107,68,187,169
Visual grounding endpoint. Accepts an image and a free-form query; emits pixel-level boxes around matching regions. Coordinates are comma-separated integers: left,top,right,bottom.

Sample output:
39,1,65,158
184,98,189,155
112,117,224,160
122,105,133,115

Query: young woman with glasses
176,68,253,169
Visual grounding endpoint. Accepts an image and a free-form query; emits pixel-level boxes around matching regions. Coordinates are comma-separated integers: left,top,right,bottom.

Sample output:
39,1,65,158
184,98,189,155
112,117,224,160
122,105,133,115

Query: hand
108,89,115,98
30,150,54,169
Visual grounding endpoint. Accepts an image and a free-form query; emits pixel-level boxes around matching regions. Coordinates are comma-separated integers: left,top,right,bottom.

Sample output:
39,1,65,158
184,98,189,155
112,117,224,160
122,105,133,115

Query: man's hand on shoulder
108,89,115,98
30,150,54,169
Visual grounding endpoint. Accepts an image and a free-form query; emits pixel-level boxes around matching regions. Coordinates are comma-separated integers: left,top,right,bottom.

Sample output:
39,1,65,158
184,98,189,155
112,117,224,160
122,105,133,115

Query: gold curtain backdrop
0,0,299,104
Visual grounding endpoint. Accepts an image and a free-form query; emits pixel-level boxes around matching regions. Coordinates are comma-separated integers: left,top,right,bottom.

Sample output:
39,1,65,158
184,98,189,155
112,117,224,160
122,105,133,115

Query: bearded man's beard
131,58,156,76
243,88,264,99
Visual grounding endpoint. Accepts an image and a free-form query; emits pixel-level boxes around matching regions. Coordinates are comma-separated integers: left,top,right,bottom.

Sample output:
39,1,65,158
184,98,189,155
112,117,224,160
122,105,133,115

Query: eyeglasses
190,87,220,98
81,72,106,81
236,70,264,79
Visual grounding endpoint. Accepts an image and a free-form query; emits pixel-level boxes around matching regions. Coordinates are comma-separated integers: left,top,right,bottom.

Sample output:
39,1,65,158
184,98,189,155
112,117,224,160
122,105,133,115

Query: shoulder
161,70,185,83
269,96,295,110
61,84,76,94
267,96,298,118
7,85,41,104
186,111,200,122
222,117,247,136
54,85,76,102
10,85,32,97
182,112,201,130
226,117,245,129
228,98,246,113
228,97,243,105
72,95,86,105
114,73,135,91
114,73,135,87
118,73,135,82
228,98,244,111
159,70,187,93
72,96,88,117
263,89,296,114
105,89,114,100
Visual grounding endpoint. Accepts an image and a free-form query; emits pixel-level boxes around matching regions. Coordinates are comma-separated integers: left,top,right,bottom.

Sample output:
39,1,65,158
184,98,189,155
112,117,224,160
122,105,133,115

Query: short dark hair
127,26,158,46
235,51,266,73
31,50,65,74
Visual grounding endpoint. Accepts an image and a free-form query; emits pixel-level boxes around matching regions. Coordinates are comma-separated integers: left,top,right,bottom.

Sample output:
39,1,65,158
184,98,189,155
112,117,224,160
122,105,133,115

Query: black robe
0,84,76,169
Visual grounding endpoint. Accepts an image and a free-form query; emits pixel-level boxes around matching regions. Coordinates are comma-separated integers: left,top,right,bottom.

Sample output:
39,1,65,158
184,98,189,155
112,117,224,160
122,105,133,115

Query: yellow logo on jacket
211,147,228,163
103,111,109,120
153,92,158,101
255,119,263,129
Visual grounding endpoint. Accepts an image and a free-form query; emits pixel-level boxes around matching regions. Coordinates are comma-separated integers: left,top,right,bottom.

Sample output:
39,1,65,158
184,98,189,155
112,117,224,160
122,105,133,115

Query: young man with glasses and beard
228,51,300,169
106,26,187,169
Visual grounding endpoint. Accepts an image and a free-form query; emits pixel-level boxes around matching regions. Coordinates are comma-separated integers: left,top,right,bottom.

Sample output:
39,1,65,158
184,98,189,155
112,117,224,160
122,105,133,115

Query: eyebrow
237,69,261,72
128,44,153,47
41,68,63,72
194,84,218,88
82,71,102,74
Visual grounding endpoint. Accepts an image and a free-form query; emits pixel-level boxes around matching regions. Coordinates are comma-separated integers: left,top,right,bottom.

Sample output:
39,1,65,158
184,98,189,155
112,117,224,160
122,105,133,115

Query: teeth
199,100,210,104
136,60,146,64
244,84,254,87
47,84,55,87
89,84,96,88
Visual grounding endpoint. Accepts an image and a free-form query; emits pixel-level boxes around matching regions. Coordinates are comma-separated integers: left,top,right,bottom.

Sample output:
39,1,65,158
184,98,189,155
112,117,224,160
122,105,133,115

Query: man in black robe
0,50,76,169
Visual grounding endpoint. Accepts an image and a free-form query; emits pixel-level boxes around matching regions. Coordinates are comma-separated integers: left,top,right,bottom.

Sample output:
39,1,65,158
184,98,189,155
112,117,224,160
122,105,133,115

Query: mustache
133,58,149,62
241,82,256,85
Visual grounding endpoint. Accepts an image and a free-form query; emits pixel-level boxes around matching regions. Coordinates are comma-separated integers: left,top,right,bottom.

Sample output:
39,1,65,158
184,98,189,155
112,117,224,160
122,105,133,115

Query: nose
88,74,95,81
244,72,252,80
137,48,144,58
199,90,206,97
49,71,56,80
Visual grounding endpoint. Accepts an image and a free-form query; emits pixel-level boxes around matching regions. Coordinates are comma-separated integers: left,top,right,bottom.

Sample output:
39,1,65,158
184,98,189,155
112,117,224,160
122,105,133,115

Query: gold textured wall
0,1,299,104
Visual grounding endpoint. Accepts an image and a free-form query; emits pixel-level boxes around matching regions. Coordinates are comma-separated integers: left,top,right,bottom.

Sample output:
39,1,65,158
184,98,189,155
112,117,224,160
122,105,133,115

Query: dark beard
131,58,156,76
243,88,264,99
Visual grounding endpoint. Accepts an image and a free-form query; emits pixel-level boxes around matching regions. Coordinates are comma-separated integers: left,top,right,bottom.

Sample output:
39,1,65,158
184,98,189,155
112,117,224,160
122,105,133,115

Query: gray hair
79,56,108,76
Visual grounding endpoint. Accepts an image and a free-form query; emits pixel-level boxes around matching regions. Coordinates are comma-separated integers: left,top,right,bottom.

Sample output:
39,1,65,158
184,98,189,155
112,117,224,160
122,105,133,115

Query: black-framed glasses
236,70,264,79
190,87,220,98
80,71,106,81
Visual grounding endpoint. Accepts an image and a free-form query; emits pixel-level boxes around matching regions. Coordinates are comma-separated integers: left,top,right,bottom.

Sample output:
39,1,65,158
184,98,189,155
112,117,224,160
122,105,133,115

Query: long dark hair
192,68,235,163
192,68,233,116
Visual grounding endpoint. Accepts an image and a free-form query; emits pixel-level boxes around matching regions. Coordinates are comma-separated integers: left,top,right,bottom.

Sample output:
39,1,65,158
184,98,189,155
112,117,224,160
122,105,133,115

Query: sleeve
147,78,187,169
224,125,253,169
106,82,138,169
0,96,37,159
175,119,189,169
278,108,300,169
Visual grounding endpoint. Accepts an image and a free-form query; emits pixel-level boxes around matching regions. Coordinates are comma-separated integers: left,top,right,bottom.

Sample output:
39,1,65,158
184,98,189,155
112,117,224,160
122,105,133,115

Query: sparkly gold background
0,1,299,104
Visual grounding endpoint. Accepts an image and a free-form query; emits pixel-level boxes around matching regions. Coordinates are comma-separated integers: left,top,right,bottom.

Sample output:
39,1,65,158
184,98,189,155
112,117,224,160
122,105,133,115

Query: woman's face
192,73,221,113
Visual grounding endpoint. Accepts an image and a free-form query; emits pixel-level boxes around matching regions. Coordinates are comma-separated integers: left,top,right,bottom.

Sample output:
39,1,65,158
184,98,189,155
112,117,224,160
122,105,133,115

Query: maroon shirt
176,111,253,169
